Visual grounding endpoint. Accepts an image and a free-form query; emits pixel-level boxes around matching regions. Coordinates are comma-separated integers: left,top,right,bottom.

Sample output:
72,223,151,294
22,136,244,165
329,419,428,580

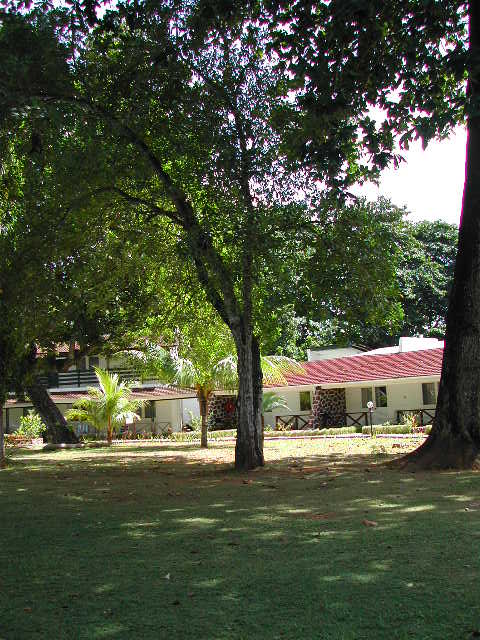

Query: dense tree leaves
260,200,458,356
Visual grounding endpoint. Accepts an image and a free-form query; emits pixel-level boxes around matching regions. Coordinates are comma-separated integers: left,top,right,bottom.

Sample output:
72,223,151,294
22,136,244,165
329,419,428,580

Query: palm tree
66,368,143,445
261,391,290,430
126,345,303,449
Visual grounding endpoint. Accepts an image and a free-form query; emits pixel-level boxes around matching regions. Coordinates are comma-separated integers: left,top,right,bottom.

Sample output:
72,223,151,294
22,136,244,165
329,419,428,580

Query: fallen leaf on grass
242,479,253,485
362,519,378,527
24,607,32,613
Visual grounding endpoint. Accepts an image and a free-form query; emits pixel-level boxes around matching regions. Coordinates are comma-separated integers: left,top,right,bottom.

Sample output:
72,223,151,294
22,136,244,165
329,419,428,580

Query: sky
355,126,467,226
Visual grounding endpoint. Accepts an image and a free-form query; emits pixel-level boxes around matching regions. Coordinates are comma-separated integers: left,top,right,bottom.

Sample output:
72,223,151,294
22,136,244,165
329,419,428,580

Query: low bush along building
3,337,443,434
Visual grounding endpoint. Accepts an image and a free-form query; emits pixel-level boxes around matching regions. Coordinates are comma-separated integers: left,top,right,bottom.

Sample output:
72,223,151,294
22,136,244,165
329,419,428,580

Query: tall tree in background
258,198,458,357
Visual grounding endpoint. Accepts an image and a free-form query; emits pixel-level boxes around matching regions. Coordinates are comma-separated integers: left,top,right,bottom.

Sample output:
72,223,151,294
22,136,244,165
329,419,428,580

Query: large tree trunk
398,2,480,470
0,402,6,469
26,382,78,444
233,330,264,471
197,387,209,449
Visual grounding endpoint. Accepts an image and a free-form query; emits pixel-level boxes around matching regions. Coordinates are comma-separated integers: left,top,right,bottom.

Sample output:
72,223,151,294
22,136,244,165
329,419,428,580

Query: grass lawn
1,437,480,640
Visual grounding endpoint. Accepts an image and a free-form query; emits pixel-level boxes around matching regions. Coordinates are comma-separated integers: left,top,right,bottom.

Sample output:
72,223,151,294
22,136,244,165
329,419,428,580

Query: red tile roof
282,348,444,386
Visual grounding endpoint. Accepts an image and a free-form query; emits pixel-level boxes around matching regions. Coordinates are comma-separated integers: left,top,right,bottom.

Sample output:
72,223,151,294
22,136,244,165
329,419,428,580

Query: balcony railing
37,368,142,389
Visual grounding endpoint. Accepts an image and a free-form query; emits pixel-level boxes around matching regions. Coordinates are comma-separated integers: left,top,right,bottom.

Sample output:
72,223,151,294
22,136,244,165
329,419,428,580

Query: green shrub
186,411,202,432
361,424,431,435
166,429,237,442
319,426,358,435
16,411,46,439
268,429,321,437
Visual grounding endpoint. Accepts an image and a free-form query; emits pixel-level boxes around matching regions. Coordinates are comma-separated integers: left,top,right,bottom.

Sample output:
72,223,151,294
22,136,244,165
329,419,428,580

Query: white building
3,337,444,433
263,338,443,429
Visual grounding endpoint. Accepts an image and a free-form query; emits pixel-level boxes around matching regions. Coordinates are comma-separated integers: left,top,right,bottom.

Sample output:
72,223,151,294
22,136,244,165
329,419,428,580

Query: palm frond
262,391,290,413
212,355,239,390
213,354,305,389
260,356,305,386
66,368,143,433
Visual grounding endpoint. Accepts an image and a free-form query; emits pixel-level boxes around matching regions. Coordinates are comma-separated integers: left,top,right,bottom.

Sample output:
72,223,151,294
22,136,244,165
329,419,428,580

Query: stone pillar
207,394,237,429
308,387,346,429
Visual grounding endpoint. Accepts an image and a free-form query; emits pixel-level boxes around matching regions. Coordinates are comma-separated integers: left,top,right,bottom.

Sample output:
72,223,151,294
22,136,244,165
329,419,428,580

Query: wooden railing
275,414,312,430
396,409,436,426
344,412,369,427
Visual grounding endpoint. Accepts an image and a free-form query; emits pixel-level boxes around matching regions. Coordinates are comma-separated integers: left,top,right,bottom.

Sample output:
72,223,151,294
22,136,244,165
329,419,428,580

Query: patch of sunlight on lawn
176,517,220,525
195,577,226,589
93,583,115,594
402,504,436,512
444,494,475,502
122,521,161,528
255,530,287,540
349,573,380,584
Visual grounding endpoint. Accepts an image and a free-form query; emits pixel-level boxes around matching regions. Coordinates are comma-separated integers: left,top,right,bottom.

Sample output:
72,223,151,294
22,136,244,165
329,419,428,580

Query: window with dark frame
299,391,312,412
375,386,388,407
422,382,437,405
361,387,373,408
144,401,156,420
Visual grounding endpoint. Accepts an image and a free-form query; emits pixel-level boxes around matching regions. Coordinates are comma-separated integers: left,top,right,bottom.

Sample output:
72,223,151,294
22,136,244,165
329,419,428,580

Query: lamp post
367,401,374,437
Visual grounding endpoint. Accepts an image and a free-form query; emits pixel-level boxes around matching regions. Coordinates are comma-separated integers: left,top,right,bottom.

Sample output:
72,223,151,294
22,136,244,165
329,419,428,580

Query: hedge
81,424,431,444
361,424,432,435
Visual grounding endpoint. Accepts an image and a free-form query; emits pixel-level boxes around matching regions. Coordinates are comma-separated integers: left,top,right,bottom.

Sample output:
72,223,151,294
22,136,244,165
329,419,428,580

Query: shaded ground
1,438,480,640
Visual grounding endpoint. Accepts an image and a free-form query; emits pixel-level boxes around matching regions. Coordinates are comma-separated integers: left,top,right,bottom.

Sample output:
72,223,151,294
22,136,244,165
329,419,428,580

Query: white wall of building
181,398,200,425
262,386,315,428
344,378,439,424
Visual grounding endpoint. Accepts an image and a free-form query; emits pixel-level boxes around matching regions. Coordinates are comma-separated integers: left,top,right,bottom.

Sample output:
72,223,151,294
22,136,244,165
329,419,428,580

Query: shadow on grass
2,443,480,640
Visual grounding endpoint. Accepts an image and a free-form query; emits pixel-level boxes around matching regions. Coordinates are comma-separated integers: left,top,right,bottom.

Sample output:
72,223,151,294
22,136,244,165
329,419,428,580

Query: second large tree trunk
399,1,480,470
233,331,264,471
197,387,209,449
0,402,6,469
26,382,78,444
